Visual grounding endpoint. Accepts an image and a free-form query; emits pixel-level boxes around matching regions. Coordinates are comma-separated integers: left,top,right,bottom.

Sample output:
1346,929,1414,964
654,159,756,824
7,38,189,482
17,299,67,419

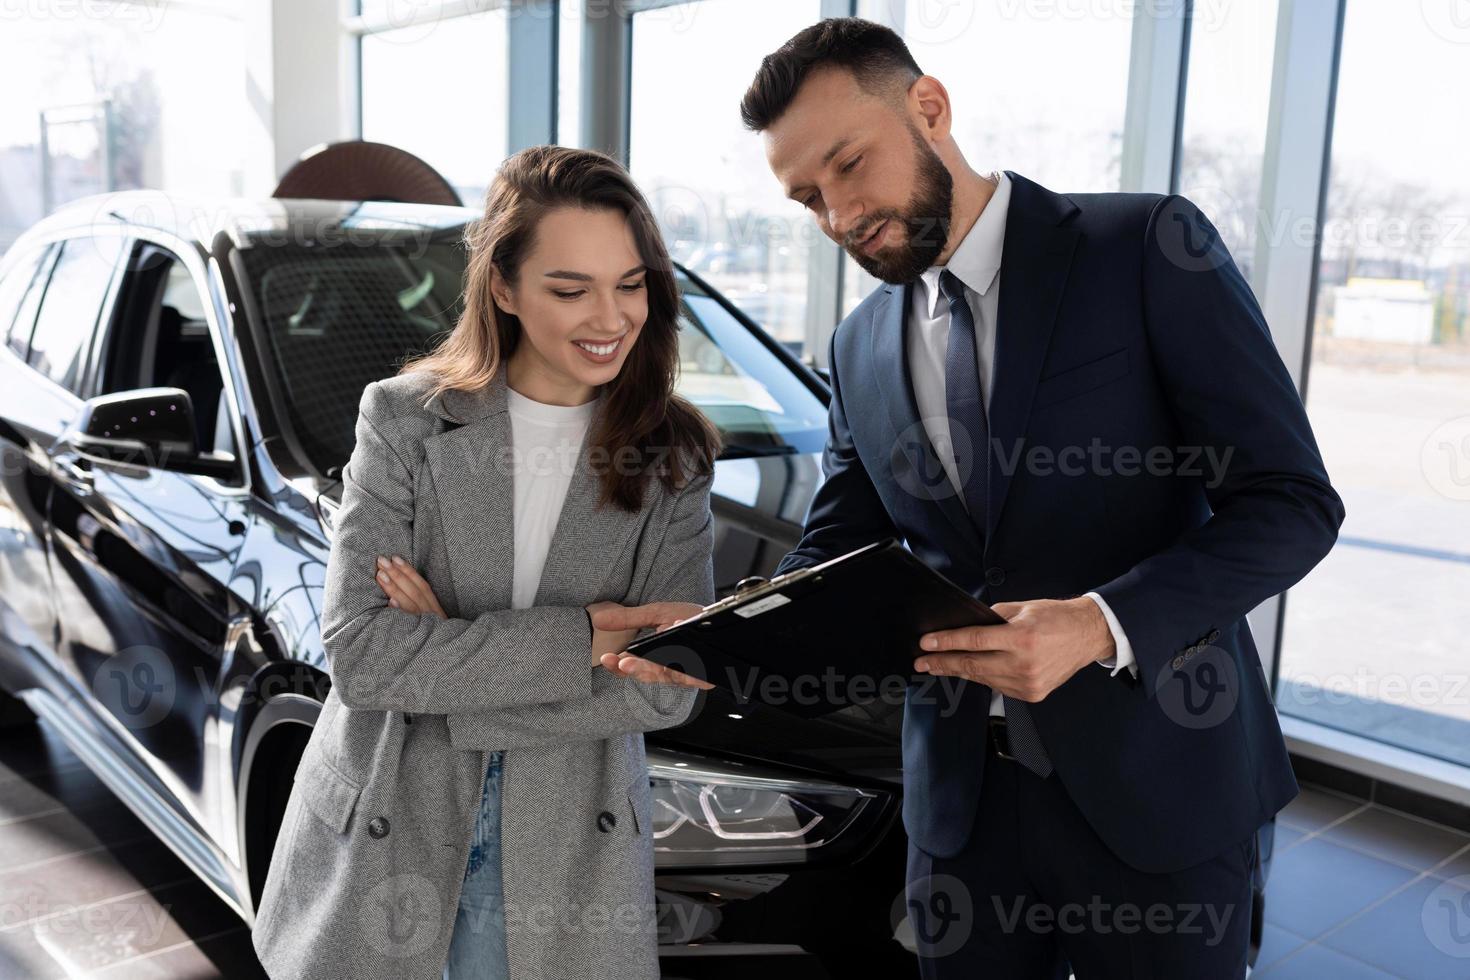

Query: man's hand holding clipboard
595,539,1067,719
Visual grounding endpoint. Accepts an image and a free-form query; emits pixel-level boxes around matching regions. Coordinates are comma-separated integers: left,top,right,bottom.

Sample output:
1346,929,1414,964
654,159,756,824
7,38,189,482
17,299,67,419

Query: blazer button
1171,655,1185,670
596,811,617,833
984,567,1006,587
368,816,390,839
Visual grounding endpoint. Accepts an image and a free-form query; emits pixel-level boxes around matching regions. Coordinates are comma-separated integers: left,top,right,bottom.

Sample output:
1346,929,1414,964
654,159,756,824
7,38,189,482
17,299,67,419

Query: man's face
763,66,953,284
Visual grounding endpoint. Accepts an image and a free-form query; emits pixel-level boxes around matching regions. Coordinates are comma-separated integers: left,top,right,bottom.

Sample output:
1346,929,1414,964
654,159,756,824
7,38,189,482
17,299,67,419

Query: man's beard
844,125,954,284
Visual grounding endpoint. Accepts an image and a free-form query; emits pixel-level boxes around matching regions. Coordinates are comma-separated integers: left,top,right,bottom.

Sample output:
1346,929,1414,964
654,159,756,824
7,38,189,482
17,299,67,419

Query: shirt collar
919,169,1011,319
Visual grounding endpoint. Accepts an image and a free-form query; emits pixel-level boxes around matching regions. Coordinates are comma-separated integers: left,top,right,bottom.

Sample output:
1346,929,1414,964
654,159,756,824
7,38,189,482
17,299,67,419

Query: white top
505,386,598,610
906,170,1136,716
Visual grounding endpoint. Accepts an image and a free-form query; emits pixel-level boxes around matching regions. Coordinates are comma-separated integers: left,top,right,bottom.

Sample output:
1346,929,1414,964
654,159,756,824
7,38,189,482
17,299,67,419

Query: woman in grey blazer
251,145,722,980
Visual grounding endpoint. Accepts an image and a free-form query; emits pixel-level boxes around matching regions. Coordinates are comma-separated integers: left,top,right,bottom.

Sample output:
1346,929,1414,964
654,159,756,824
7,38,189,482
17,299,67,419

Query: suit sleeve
443,471,715,751
1092,195,1345,698
322,381,595,714
775,326,903,576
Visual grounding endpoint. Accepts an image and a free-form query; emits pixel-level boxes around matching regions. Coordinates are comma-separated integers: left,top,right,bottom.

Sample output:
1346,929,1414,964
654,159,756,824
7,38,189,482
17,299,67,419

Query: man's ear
489,265,517,316
910,74,953,143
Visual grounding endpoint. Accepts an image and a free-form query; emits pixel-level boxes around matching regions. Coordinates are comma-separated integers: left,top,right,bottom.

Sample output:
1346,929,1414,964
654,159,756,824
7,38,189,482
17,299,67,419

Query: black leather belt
986,715,1018,762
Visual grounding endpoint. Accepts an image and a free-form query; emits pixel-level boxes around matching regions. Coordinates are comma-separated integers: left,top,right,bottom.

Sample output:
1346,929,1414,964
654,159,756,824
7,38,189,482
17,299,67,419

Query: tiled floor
4,717,1470,978
0,722,266,979
1254,785,1470,979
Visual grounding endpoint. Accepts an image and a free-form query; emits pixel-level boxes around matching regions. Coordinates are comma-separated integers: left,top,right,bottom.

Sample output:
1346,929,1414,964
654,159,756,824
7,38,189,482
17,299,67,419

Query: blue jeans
443,750,509,980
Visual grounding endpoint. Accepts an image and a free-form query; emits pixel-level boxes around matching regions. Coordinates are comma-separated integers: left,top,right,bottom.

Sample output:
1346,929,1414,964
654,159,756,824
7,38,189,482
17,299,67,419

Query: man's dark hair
740,17,923,132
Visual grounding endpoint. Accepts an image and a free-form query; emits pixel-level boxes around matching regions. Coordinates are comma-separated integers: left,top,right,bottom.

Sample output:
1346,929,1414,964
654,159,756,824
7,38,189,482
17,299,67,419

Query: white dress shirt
905,170,1138,717
506,386,598,610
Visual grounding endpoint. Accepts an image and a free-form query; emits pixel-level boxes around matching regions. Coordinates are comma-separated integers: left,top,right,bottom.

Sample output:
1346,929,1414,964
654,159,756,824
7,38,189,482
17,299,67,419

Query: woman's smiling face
493,205,649,405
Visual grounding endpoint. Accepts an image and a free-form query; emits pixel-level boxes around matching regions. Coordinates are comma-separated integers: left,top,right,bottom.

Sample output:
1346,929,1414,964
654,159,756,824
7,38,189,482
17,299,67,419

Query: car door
45,234,254,854
0,240,66,696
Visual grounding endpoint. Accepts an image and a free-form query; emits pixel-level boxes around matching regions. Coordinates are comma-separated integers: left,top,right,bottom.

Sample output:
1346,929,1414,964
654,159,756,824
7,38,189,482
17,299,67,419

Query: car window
98,242,238,473
27,237,125,394
234,236,828,479
235,238,466,475
3,244,57,361
0,245,50,351
675,287,827,456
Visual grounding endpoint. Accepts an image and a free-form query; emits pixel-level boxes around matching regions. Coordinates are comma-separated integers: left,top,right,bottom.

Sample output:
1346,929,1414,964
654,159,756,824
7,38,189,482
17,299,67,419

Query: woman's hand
374,556,447,619
588,601,713,690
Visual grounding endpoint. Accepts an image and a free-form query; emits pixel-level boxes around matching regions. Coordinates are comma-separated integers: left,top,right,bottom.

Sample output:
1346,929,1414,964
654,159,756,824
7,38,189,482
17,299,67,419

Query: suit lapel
984,172,1080,544
421,362,644,616
870,283,984,555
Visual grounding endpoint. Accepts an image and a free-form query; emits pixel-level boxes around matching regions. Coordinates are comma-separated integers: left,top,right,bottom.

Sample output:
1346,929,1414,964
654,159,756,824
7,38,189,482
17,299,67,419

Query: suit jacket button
368,816,390,839
1184,649,1195,661
984,567,1006,587
1208,628,1221,643
1171,655,1185,670
597,811,617,833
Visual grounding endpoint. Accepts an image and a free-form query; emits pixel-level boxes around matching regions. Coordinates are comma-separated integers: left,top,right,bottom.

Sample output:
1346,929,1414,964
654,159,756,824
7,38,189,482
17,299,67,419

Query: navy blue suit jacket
774,171,1345,874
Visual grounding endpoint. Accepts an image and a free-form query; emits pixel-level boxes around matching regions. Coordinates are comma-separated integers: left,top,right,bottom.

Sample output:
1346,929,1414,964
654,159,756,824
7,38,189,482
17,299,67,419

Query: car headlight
646,748,886,867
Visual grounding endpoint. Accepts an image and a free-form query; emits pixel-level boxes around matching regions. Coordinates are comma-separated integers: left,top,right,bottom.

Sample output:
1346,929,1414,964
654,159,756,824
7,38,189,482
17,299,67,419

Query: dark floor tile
0,762,115,824
1320,805,1470,872
1253,942,1399,979
1319,874,1470,980
1292,754,1375,800
1264,837,1419,939
3,878,228,977
191,927,269,979
1253,922,1309,972
0,924,69,978
1270,823,1307,859
87,926,258,979
1279,786,1366,834
0,798,151,871
1429,843,1470,884
0,722,84,781
0,836,188,927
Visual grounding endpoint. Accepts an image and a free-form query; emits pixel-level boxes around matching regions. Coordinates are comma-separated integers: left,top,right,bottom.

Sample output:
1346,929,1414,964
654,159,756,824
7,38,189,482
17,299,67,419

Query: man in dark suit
736,17,1345,978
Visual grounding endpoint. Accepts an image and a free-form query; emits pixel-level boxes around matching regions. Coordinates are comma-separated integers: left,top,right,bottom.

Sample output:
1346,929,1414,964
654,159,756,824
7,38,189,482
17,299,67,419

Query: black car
0,189,1274,975
0,190,918,976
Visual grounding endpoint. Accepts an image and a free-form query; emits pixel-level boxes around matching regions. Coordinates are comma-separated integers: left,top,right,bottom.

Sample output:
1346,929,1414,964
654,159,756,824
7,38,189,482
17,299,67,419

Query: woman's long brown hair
400,145,722,511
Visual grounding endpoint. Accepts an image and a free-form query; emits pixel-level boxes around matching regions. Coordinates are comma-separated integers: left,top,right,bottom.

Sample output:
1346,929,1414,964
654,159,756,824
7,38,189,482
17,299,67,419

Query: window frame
23,235,130,398
85,231,252,497
3,242,61,365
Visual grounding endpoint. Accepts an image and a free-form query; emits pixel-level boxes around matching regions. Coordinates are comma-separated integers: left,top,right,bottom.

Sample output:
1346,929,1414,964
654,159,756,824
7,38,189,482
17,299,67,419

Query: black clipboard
622,538,1005,719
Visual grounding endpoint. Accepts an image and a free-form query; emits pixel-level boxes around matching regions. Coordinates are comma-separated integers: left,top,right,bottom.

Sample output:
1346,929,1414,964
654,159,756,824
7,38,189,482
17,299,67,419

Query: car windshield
235,235,827,479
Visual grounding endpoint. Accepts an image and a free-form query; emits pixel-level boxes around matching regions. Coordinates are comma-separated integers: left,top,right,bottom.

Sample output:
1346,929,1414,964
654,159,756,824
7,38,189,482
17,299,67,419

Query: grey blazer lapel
420,363,646,617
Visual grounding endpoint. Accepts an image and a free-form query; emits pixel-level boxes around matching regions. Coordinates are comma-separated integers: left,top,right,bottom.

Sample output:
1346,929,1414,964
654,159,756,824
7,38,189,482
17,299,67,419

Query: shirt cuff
1084,591,1137,678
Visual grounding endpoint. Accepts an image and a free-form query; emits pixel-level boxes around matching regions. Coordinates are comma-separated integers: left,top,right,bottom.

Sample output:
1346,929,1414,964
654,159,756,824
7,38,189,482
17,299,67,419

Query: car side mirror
60,387,236,480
